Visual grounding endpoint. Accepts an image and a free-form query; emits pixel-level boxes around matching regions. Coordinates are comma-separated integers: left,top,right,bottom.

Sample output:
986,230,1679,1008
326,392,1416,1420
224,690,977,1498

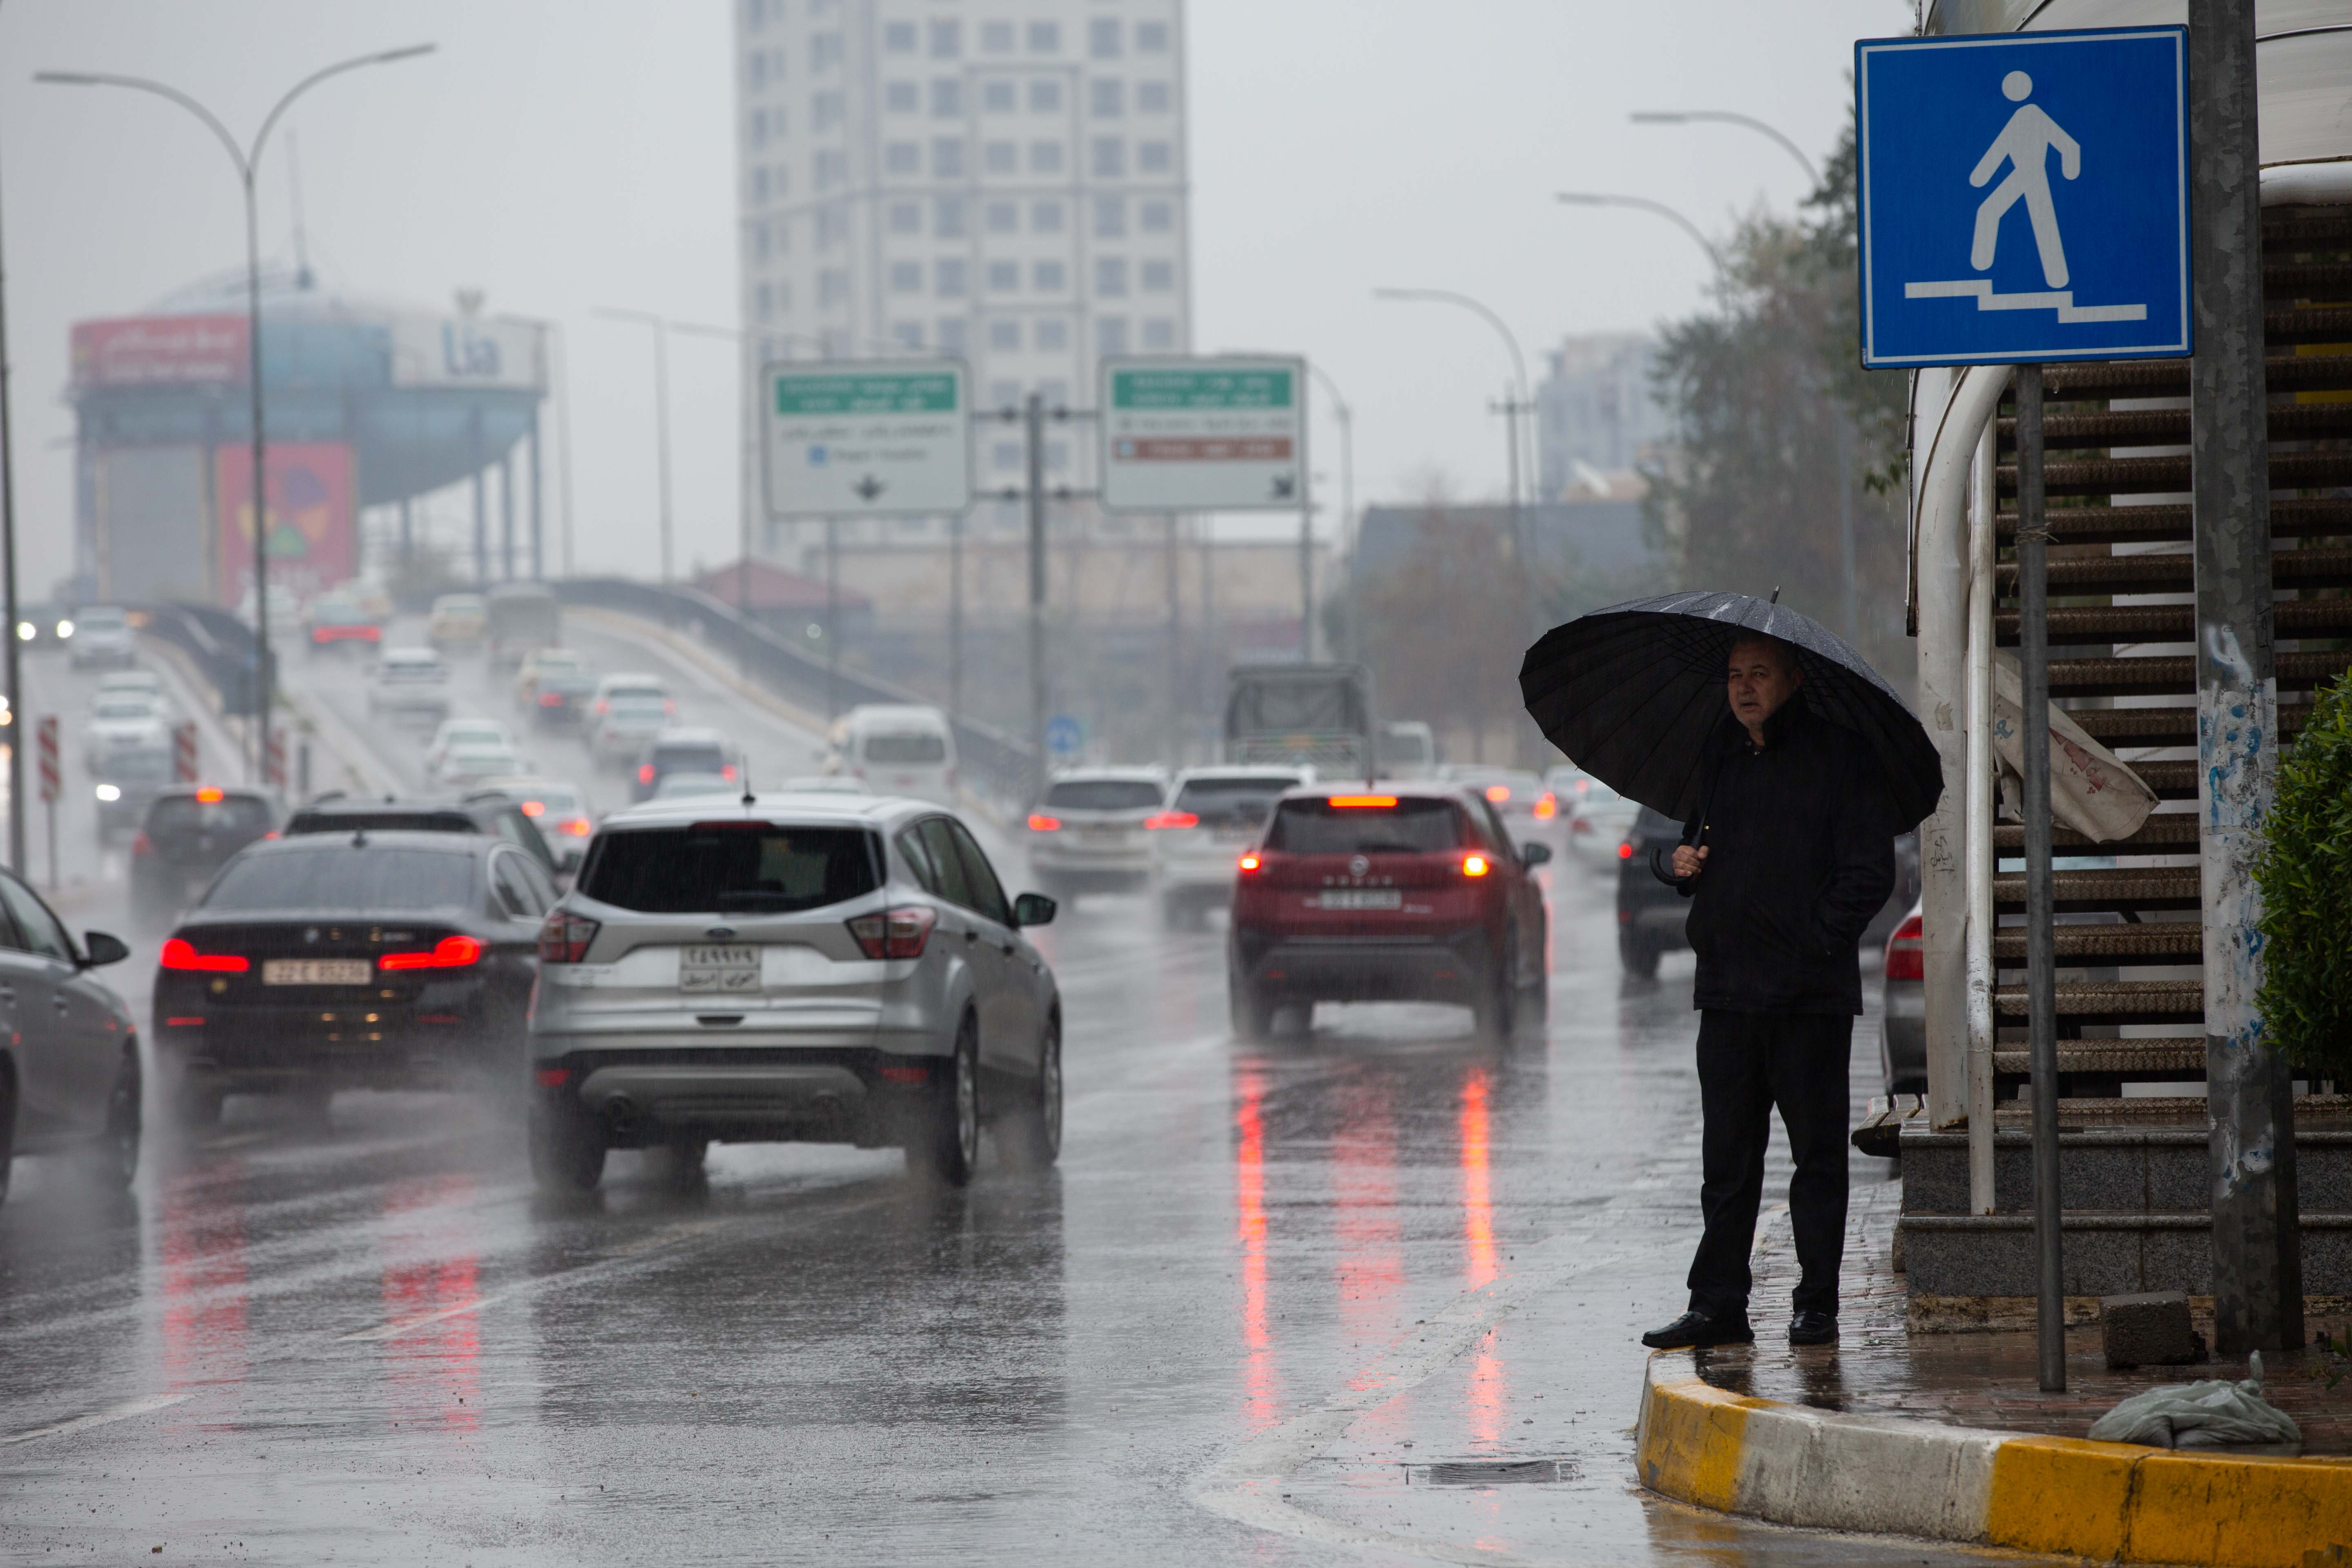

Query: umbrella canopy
1519,590,1942,828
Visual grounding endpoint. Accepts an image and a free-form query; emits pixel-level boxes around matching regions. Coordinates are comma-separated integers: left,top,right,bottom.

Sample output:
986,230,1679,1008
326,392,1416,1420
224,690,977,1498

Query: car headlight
56,620,74,638
94,783,120,802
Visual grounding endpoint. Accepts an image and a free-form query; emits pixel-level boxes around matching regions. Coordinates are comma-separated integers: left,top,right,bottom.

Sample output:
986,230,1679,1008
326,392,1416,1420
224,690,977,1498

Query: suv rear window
147,795,273,837
1172,776,1296,822
863,732,947,764
1043,779,1163,811
205,847,476,911
286,809,479,837
652,743,727,773
1266,797,1462,855
582,824,879,913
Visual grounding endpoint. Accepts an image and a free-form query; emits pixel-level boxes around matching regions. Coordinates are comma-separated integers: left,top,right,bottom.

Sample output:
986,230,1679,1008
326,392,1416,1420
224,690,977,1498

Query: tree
1352,500,1535,763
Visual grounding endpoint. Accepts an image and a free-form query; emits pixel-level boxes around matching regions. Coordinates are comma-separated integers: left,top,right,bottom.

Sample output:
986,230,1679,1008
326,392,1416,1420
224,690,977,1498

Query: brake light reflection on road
1461,1066,1504,1444
1234,1062,1279,1431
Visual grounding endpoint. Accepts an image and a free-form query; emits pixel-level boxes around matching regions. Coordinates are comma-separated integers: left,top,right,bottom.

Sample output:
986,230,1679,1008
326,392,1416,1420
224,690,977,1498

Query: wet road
0,620,2015,1565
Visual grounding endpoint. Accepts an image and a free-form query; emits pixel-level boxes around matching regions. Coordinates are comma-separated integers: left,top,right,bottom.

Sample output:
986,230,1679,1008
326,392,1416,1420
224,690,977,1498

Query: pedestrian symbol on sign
1969,72,2080,287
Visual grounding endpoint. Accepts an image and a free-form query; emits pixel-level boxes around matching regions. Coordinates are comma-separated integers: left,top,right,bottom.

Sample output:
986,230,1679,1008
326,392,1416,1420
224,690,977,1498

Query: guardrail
548,578,1037,805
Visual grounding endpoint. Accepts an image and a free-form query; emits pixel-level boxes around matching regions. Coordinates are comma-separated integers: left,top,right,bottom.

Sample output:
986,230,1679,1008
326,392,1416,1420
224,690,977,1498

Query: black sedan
128,785,280,931
151,829,559,1125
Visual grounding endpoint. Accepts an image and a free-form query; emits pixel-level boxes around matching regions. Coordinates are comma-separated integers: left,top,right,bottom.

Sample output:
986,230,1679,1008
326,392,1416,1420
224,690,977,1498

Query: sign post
1857,23,2191,1392
34,714,56,889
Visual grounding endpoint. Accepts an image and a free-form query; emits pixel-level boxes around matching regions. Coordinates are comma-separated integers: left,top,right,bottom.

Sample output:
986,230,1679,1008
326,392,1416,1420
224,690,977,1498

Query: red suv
1227,785,1550,1040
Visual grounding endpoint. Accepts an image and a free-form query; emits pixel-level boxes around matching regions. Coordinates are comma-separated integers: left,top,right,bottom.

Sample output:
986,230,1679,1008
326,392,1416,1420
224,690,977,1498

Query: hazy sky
2,0,1906,595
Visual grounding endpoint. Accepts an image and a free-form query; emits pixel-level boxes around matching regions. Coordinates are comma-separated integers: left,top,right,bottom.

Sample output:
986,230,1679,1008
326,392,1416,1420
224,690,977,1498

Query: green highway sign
1101,356,1306,512
762,359,971,519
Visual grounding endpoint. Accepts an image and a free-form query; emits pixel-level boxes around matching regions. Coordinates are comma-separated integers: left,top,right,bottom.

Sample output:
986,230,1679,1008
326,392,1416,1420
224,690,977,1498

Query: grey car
527,794,1062,1191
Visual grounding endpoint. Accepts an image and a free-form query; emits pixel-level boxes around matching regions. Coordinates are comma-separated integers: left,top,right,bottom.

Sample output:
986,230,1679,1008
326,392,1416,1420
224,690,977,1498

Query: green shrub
2255,670,2352,1073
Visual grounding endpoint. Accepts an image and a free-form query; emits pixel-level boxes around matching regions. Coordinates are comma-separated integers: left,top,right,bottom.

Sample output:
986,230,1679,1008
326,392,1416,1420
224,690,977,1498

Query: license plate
679,944,761,993
263,958,370,986
1083,824,1128,840
1312,889,1402,911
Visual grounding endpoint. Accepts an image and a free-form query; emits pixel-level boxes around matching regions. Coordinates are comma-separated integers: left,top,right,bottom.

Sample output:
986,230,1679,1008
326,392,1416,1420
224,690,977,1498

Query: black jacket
1654,702,1900,1016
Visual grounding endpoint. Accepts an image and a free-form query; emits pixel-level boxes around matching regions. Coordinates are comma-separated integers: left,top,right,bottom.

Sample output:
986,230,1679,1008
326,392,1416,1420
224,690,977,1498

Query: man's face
1726,640,1802,733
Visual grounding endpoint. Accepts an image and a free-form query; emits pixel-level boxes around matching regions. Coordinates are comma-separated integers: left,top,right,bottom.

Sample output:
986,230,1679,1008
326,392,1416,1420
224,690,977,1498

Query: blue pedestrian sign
1855,26,2189,368
1045,714,1083,757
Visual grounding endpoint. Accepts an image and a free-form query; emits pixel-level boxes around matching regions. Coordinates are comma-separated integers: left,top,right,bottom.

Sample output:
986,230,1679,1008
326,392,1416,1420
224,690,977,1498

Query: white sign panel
763,361,971,519
1100,356,1305,512
389,315,546,390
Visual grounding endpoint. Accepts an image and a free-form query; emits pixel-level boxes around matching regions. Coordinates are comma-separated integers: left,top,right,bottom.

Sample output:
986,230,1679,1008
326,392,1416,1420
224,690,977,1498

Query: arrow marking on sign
1904,278,2146,323
853,475,886,502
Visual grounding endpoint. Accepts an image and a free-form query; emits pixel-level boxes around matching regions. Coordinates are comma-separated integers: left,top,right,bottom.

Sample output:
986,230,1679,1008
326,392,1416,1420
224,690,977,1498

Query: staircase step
1997,545,2352,595
1991,815,2201,858
2000,449,2352,498
2049,649,2352,697
1991,1040,2206,1077
1991,1098,2214,1127
1990,922,2202,963
1999,595,2352,645
2264,303,2352,346
2267,260,2352,298
1996,496,2352,544
2032,354,2352,402
1995,980,2205,1023
1998,402,2352,450
1994,865,2198,912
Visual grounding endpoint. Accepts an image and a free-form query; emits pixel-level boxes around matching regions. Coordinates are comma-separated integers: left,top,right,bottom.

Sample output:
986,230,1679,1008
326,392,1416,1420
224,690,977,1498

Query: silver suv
526,793,1062,1191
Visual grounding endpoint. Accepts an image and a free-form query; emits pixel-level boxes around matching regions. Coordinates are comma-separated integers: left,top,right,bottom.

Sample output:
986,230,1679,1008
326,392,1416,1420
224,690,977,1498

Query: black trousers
1686,1009,1852,1319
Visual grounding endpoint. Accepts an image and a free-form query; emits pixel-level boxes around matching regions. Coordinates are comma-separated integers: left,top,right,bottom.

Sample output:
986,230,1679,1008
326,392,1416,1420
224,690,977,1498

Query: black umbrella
1519,590,1942,829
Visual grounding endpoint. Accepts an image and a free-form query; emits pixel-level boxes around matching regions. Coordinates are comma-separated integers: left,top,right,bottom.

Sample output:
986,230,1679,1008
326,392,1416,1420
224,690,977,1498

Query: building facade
1532,332,1673,500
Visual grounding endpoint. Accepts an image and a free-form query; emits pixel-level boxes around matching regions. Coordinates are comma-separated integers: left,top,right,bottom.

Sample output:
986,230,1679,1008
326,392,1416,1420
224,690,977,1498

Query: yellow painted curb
1635,1370,1764,1513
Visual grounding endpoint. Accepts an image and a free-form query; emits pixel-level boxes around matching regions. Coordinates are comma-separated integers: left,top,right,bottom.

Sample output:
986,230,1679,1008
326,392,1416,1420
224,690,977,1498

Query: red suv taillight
160,937,247,973
538,911,600,964
1884,912,1924,982
380,934,484,971
847,904,936,959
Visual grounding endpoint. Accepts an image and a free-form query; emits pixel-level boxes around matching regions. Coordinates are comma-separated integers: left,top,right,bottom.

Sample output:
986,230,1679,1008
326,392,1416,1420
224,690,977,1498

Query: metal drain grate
1412,1459,1575,1487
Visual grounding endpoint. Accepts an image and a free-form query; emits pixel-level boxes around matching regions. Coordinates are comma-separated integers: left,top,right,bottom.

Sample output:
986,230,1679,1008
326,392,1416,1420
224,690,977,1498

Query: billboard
389,314,545,390
213,442,355,607
71,315,247,386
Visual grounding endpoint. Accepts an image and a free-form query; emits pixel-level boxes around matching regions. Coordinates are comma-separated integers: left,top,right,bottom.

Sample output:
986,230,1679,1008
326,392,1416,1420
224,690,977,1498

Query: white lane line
2,1392,191,1447
337,1287,519,1343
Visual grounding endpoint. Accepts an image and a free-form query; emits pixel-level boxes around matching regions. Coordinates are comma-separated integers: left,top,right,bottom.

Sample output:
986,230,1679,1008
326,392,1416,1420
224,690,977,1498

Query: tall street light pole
40,46,436,786
595,307,676,585
1304,362,1356,659
0,11,24,871
1629,109,1821,185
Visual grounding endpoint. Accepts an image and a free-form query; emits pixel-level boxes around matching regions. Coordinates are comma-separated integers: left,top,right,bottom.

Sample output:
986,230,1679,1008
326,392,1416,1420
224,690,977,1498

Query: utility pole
1164,512,1181,764
824,516,840,720
2189,0,2300,1356
0,74,24,872
1026,393,1048,801
2015,363,2064,1392
949,509,964,727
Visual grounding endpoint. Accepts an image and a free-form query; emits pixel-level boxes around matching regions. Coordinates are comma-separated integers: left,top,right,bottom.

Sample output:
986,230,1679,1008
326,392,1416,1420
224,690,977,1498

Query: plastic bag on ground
2086,1351,2303,1449
1990,650,2160,842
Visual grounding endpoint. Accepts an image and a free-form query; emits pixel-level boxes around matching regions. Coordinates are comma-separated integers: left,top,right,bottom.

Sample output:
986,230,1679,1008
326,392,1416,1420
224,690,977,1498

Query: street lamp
1553,192,1724,276
39,45,437,786
1629,110,1821,185
593,307,679,586
1303,362,1356,660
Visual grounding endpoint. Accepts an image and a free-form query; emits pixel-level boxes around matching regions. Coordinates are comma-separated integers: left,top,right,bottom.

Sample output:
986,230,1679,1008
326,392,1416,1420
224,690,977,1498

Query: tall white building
1533,333,1674,500
733,0,1192,546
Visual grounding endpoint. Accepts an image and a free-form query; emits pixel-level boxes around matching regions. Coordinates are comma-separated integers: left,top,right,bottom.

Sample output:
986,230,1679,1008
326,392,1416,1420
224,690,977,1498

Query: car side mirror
1013,892,1057,928
1521,842,1552,868
82,930,130,967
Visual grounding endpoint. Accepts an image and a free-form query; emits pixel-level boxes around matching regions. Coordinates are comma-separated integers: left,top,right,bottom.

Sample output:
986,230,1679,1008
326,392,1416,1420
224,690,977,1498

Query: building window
938,317,967,353
745,0,771,30
1138,80,1171,114
1138,140,1171,174
891,261,923,294
748,52,768,90
1095,257,1128,297
748,108,771,149
1027,20,1059,52
812,90,843,130
1097,316,1129,354
993,441,1022,469
889,200,921,234
936,259,969,298
981,20,1014,53
883,20,916,52
983,79,1015,112
1140,199,1172,232
1035,318,1068,350
989,320,1021,350
985,200,1018,232
1089,18,1121,58
820,269,850,306
817,148,847,187
884,142,919,175
811,31,842,71
752,222,773,262
1143,316,1175,349
885,80,918,113
933,138,966,178
984,140,1017,173
929,18,961,58
1046,439,1069,469
894,321,924,347
755,282,774,321
931,78,963,117
1141,259,1173,292
1094,196,1125,238
1029,140,1064,175
1091,138,1125,178
1033,260,1067,292
1031,199,1064,232
987,260,1020,292
935,196,967,237
771,162,790,198
1029,78,1062,113
816,207,845,248
1090,78,1125,117
752,167,771,204
1137,20,1170,52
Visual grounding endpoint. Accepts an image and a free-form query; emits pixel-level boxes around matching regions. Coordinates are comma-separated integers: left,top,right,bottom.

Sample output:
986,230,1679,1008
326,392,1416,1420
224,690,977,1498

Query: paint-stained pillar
2188,0,2300,1356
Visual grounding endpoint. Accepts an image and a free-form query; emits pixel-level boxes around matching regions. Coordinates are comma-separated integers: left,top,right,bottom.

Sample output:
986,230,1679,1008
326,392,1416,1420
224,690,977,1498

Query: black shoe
1641,1310,1755,1350
1788,1310,1838,1346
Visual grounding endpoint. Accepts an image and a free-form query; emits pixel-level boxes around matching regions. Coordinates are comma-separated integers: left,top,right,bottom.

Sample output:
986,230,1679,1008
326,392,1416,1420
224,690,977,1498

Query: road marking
2,1392,190,1447
337,1288,519,1343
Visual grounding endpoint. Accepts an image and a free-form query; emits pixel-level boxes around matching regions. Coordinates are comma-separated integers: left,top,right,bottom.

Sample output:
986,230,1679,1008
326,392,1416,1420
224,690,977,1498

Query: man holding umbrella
1520,595,1931,1351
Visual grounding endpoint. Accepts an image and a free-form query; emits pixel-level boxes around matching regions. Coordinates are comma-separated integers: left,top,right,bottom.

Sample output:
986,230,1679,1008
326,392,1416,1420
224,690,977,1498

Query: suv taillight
1884,913,1924,982
847,904,936,960
539,911,600,964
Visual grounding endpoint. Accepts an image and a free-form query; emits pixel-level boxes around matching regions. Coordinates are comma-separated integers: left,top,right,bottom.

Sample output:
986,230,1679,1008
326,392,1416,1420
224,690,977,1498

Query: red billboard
213,442,354,607
72,314,247,386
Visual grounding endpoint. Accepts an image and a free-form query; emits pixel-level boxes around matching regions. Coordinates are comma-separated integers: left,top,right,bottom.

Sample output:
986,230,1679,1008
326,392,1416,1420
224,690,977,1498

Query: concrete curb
1636,1351,2352,1567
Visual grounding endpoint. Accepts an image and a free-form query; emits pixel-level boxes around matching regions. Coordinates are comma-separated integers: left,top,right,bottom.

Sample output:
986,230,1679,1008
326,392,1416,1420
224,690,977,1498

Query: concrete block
2102,1290,2199,1368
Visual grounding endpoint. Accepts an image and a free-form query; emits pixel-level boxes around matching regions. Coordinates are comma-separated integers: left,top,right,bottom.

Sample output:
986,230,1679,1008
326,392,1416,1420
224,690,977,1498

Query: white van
828,703,958,805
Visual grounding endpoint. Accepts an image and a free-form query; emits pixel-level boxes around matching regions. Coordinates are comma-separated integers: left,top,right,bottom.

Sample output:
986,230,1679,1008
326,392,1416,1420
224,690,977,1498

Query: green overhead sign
772,372,961,417
1109,367,1296,412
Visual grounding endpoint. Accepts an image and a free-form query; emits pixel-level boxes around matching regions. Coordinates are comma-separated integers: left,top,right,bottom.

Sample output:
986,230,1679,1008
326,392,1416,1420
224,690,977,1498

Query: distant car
436,743,527,791
83,694,169,773
472,777,595,872
95,669,165,705
367,647,452,725
1615,806,1690,977
484,582,562,669
428,593,487,650
526,795,1060,1192
631,728,737,803
1025,767,1167,902
1228,784,1549,1040
590,695,672,770
0,867,138,1205
828,703,957,805
1441,766,1558,849
513,648,597,728
92,742,173,843
1880,899,1925,1096
652,771,737,801
15,602,74,649
283,792,560,879
423,717,515,776
151,830,556,1125
305,595,381,656
1549,767,1640,871
1151,766,1310,929
590,673,672,713
129,784,280,928
67,605,138,670
1378,721,1438,780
